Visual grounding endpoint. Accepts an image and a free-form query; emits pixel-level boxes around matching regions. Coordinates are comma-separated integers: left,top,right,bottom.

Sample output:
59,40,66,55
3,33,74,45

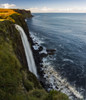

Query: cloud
28,7,54,13
0,3,16,8
56,7,86,13
41,7,53,12
28,7,86,13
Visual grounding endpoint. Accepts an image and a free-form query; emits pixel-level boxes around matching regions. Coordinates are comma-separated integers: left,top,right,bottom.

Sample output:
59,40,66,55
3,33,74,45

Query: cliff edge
0,9,69,100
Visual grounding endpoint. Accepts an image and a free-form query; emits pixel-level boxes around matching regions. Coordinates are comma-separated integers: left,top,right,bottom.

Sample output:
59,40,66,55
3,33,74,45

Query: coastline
0,9,83,100
28,28,84,100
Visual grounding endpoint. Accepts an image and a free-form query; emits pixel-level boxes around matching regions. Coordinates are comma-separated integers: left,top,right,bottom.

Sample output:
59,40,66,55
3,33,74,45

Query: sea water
26,13,86,99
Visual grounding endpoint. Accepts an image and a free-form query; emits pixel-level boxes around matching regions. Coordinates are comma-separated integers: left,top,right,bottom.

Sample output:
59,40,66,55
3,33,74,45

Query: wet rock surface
31,41,56,90
46,49,56,55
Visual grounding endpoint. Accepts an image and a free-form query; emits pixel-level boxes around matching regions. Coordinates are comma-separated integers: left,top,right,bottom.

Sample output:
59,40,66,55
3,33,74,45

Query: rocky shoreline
28,29,84,100
28,30,56,88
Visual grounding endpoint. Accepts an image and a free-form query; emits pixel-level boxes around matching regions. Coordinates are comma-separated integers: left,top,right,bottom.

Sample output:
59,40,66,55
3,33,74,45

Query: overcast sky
0,0,86,13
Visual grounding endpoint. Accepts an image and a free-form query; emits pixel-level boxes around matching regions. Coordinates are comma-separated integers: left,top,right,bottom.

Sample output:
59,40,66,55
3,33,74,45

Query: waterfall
15,24,37,77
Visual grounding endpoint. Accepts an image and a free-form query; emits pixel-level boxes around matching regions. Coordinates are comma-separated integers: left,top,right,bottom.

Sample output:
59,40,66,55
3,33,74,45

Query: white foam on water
42,57,83,100
63,58,74,63
39,47,47,54
30,31,48,54
30,31,44,45
25,19,27,22
33,44,39,50
28,31,84,100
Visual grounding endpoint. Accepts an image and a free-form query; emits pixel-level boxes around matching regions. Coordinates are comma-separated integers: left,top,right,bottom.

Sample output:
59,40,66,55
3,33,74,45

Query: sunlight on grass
0,19,6,21
0,9,20,22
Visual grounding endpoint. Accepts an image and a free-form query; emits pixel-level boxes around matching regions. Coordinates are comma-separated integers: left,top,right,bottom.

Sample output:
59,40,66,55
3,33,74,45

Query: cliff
0,9,69,100
13,9,33,18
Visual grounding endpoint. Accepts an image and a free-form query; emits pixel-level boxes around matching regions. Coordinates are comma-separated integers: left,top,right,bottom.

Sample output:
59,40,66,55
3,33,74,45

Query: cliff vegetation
0,9,69,100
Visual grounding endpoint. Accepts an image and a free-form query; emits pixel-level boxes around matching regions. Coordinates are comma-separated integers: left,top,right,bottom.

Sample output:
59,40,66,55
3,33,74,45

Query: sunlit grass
0,9,16,15
0,9,20,22
0,19,6,21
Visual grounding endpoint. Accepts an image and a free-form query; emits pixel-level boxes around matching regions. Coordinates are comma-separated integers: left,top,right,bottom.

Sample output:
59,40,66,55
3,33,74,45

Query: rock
40,53,48,57
46,49,56,52
46,49,56,55
38,46,43,51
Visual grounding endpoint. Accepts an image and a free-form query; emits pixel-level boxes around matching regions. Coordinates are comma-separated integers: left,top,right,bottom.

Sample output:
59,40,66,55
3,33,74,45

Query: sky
0,0,86,13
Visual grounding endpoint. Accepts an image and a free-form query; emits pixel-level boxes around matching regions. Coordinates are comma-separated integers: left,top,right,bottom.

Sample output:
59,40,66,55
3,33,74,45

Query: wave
42,57,83,100
29,31,84,100
30,31,44,45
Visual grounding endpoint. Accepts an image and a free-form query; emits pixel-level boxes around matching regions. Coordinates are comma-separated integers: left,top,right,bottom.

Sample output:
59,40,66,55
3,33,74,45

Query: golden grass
0,9,20,22
0,9,17,16
0,19,6,21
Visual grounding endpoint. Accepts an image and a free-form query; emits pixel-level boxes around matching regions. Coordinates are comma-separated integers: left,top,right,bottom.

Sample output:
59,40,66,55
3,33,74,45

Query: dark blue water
27,13,86,98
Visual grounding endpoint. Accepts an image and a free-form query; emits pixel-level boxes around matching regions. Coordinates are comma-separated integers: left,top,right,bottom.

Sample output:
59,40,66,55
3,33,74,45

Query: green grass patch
45,90,69,100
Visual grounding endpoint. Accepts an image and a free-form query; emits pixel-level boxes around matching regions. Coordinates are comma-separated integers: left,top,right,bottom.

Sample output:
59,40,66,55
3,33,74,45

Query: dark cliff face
0,20,27,68
13,9,33,18
0,11,43,100
10,10,34,46
0,9,69,100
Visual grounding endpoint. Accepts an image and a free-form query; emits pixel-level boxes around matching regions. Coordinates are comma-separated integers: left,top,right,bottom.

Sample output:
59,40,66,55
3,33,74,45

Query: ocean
26,13,86,100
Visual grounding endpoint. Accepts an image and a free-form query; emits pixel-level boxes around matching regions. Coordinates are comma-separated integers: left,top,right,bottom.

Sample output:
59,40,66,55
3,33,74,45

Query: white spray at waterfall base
15,24,37,77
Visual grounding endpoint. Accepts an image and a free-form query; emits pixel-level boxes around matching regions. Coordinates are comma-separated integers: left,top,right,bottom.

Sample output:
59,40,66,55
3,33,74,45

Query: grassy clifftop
0,9,19,22
0,9,32,21
0,9,69,100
